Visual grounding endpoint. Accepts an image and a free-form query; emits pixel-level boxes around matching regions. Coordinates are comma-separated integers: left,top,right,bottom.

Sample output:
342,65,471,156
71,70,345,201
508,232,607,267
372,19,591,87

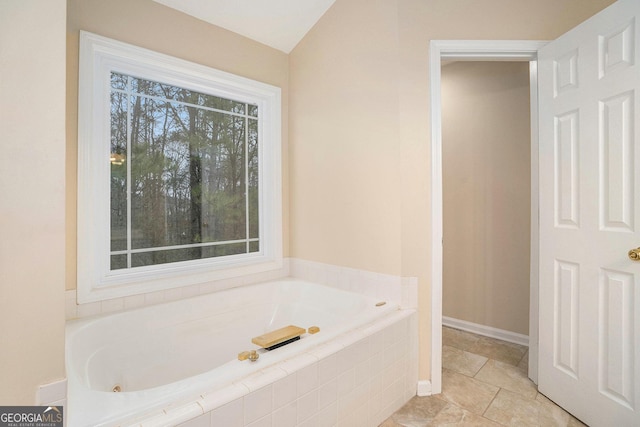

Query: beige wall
66,0,290,290
290,0,615,379
0,0,67,404
442,62,531,336
289,0,403,276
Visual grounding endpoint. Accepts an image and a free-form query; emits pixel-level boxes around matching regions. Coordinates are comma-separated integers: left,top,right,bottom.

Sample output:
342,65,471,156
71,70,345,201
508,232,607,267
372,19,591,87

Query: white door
538,0,640,425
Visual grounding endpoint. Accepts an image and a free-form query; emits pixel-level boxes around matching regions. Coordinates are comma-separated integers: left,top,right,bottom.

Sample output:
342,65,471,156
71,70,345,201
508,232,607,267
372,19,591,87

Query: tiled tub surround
66,279,418,426
289,259,418,310
65,258,418,320
65,261,292,320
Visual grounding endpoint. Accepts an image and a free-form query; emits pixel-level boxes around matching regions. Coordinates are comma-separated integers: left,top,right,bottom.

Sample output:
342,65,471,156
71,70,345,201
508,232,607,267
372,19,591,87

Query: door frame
427,40,547,394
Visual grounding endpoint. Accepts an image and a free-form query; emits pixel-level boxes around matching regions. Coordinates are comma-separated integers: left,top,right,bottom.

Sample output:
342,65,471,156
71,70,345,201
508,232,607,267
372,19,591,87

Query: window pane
201,242,247,258
131,247,198,267
110,72,127,90
111,254,127,270
129,76,246,114
198,92,246,115
248,118,259,239
131,243,247,267
130,76,165,98
129,95,177,250
110,90,128,251
109,71,262,270
200,112,247,243
249,241,259,253
128,95,248,250
248,104,258,117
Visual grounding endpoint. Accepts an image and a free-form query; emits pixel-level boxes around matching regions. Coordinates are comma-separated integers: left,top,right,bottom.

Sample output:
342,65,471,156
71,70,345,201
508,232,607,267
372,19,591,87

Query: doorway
441,61,532,344
427,40,547,395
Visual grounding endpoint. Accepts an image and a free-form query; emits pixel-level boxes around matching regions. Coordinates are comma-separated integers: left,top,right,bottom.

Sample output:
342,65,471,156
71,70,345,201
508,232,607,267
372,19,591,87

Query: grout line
516,348,528,368
482,385,502,419
472,357,490,378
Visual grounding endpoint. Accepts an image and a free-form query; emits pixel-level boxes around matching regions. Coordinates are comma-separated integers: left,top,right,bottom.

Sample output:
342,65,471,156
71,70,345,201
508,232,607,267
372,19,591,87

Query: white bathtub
66,278,415,426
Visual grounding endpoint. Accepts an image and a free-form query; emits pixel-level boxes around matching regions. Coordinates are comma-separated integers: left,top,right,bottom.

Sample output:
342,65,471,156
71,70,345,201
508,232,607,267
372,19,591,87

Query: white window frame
77,31,282,304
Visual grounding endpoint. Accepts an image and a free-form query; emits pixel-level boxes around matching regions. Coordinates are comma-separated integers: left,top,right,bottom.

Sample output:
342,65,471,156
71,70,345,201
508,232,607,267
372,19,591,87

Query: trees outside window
77,32,282,303
109,73,260,269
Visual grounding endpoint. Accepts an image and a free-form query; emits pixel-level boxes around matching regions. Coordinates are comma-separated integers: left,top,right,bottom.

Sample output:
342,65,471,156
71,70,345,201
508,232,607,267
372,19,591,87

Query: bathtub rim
65,278,410,427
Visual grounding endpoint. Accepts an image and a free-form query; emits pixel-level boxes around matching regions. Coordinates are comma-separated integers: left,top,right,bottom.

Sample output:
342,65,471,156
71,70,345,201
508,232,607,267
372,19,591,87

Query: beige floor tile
386,395,449,427
518,349,529,373
386,327,591,427
442,327,480,351
484,388,541,427
443,345,488,377
467,336,528,366
474,359,538,399
430,404,503,426
379,418,404,427
440,369,499,415
536,393,572,427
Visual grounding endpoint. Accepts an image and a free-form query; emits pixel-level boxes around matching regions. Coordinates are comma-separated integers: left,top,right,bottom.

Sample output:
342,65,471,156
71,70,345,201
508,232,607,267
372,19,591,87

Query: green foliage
109,73,260,268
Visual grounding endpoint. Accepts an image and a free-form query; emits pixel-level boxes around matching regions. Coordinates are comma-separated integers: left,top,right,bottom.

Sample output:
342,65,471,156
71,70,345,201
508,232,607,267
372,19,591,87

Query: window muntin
109,72,260,270
77,31,282,303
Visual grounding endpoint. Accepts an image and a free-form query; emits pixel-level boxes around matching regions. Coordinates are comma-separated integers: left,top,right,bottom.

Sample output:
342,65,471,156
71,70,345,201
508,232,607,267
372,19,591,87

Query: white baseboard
442,316,529,347
36,378,67,406
417,380,432,396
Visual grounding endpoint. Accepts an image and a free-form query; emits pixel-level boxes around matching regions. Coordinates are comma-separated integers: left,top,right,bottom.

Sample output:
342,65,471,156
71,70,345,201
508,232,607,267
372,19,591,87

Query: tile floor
380,327,588,427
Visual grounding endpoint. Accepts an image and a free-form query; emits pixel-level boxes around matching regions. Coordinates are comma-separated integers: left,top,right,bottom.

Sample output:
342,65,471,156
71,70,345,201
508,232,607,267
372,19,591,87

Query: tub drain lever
238,350,259,362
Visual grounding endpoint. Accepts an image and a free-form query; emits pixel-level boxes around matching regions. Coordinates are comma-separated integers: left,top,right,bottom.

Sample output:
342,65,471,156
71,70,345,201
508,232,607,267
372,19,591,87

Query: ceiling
152,0,337,53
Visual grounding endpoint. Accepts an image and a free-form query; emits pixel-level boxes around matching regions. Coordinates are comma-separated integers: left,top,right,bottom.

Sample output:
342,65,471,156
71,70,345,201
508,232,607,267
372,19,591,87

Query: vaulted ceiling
152,0,337,53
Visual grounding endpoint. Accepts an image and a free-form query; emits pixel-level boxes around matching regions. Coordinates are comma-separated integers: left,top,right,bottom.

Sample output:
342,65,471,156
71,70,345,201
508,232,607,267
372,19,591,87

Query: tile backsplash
67,258,418,320
288,259,418,310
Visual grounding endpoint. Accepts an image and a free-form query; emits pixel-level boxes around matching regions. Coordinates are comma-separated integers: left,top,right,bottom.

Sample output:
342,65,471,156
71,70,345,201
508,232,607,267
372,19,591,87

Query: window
109,72,261,268
77,32,282,303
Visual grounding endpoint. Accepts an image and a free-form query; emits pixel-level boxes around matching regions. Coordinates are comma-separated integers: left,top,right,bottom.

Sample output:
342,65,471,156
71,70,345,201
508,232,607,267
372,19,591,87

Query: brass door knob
628,247,640,261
